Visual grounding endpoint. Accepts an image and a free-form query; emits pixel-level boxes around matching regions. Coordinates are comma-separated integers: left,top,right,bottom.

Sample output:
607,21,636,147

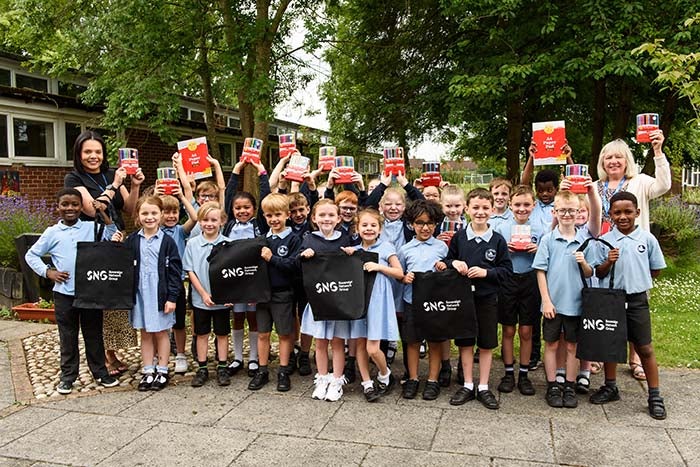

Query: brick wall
0,164,72,201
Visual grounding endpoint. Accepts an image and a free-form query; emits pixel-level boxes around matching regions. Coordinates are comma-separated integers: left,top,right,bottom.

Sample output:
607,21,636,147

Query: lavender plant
650,195,700,262
0,196,56,269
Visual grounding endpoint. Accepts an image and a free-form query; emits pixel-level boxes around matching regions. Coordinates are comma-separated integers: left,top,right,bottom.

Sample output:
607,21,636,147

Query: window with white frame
15,73,49,93
0,68,10,86
0,114,56,158
218,142,234,167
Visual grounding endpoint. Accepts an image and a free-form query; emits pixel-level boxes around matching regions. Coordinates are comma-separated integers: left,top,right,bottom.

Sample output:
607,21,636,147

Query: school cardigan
444,226,512,298
124,231,183,311
223,170,271,233
266,228,303,289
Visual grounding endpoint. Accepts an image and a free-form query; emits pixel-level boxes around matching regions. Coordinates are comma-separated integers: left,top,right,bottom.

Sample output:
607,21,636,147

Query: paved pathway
0,320,698,466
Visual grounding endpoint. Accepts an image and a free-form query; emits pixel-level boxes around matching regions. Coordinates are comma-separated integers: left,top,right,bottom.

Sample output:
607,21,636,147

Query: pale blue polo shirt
489,208,514,231
532,227,596,316
182,233,230,310
398,236,448,304
495,218,544,274
595,227,666,294
529,200,554,236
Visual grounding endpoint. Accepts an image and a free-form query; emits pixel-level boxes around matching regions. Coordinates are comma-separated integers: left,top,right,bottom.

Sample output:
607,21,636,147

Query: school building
0,50,381,203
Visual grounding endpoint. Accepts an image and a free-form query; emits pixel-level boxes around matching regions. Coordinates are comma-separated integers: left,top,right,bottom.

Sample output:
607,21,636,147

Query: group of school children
25,146,667,421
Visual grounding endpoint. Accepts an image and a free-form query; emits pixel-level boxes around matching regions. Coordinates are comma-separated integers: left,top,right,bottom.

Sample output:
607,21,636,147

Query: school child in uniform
25,188,119,395
397,200,448,400
488,178,514,230
342,209,404,401
248,194,303,392
157,188,197,374
183,202,233,387
491,185,542,396
299,199,354,402
173,152,226,211
115,196,182,391
223,159,271,377
532,190,596,408
589,192,667,420
433,185,468,387
438,188,512,409
421,185,441,202
287,192,314,375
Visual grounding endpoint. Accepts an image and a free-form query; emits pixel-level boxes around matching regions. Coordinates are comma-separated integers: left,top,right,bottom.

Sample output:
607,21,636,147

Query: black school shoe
227,359,243,377
297,352,312,376
517,375,536,396
191,368,209,387
422,381,441,401
563,384,578,408
438,363,452,388
248,370,269,390
589,384,620,404
497,373,515,393
402,379,419,399
477,389,499,410
575,374,590,394
151,372,169,391
138,373,155,392
377,374,395,396
344,357,357,384
217,367,231,386
648,394,667,420
364,382,381,402
449,387,475,406
277,371,291,392
546,383,564,408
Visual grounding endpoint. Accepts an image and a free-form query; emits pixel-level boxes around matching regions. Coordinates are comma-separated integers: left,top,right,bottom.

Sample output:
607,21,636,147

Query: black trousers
54,292,108,383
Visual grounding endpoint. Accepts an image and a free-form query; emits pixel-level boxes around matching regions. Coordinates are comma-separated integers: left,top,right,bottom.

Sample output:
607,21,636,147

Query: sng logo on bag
86,270,124,281
423,300,462,312
315,281,353,294
582,318,619,332
221,266,259,279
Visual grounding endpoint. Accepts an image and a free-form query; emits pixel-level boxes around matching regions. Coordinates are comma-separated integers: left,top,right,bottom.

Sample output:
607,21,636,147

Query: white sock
233,329,244,360
464,382,474,390
478,384,488,392
361,380,374,390
176,352,185,358
378,369,391,385
248,331,259,361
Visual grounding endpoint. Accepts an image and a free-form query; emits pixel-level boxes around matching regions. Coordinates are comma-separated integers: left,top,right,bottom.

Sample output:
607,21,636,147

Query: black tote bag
208,236,271,304
74,224,135,309
576,238,628,363
412,269,477,341
302,251,377,321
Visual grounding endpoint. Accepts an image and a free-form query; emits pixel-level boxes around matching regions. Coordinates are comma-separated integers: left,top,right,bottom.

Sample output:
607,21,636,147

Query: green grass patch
649,269,700,368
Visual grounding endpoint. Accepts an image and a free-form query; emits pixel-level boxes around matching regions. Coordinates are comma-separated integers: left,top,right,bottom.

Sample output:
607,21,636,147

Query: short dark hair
535,169,559,187
609,191,638,209
56,187,83,203
466,187,493,206
72,130,109,174
404,199,443,224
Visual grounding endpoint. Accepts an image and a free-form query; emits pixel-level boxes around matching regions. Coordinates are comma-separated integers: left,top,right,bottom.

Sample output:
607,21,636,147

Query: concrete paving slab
0,411,156,465
119,383,248,426
0,407,64,447
362,445,489,466
217,392,338,437
98,421,257,467
602,390,700,430
667,428,700,467
0,456,35,466
40,390,152,416
552,418,684,467
318,400,442,450
491,460,561,467
432,411,555,463
498,389,608,421
0,323,54,342
235,433,369,466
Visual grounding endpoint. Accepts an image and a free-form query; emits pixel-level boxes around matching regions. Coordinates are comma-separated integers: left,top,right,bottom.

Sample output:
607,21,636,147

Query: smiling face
466,196,493,229
358,212,381,244
289,203,309,225
603,152,628,180
196,190,217,206
491,184,511,213
338,200,358,223
312,203,340,236
609,199,639,234
199,208,224,239
423,186,440,202
80,140,104,174
57,194,82,226
442,194,466,221
265,210,289,233
233,197,255,223
138,202,163,233
575,202,589,226
162,209,179,228
553,198,580,228
510,193,534,224
412,212,437,242
380,192,405,221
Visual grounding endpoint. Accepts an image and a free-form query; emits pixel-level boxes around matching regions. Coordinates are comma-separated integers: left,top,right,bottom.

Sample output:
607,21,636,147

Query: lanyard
602,176,626,216
87,172,109,191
